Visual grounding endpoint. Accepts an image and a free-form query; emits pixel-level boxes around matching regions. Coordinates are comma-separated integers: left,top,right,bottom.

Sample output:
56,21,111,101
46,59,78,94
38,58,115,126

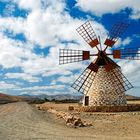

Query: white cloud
109,36,132,49
114,37,132,48
20,89,77,95
121,37,132,46
13,0,42,11
0,31,90,77
0,0,108,76
16,84,78,95
52,72,82,85
13,0,66,13
0,17,25,34
55,75,74,84
76,0,140,19
0,0,108,48
130,11,140,20
24,9,85,47
5,72,41,82
0,81,18,89
16,84,65,91
0,33,37,69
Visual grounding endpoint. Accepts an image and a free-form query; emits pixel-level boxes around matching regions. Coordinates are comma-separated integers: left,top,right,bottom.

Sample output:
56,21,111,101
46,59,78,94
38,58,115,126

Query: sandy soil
0,102,140,140
127,100,140,104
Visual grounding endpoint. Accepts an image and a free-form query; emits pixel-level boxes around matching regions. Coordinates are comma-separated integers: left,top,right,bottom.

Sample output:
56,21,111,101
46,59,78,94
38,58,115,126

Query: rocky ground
1,102,140,140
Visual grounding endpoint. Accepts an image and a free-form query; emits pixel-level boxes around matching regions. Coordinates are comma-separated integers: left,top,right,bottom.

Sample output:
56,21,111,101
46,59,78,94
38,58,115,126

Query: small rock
73,118,84,127
84,122,92,127
66,122,73,127
68,106,74,111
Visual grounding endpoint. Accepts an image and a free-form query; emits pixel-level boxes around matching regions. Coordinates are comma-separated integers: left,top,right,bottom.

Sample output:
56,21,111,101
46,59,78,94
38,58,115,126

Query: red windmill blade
104,21,130,50
113,48,140,60
76,20,100,50
59,49,97,64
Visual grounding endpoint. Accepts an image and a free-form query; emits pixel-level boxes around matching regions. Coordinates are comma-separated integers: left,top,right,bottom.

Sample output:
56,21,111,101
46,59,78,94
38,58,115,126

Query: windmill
59,20,138,106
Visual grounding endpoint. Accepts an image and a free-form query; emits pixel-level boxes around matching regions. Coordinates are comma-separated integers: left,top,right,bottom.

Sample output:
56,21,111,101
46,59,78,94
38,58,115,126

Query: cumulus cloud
0,81,18,89
121,37,132,46
5,72,41,82
0,17,25,34
0,0,108,48
0,32,38,69
113,37,132,49
55,75,74,84
16,84,66,93
13,0,42,11
16,83,78,95
76,0,140,19
0,0,107,75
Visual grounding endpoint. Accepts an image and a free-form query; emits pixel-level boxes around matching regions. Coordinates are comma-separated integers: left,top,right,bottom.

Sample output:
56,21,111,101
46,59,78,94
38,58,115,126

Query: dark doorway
85,96,89,106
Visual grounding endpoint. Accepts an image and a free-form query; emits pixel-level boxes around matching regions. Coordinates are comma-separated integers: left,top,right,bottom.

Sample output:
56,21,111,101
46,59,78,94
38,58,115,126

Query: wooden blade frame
104,21,129,48
108,67,133,94
113,48,140,60
71,63,98,94
59,49,90,64
76,21,100,48
113,50,121,59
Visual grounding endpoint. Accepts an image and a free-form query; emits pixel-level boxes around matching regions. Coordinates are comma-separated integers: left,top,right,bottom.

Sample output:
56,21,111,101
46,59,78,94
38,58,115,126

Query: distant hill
34,94,140,101
0,93,19,104
25,94,140,101
1,93,140,104
126,95,140,100
34,94,83,101
0,93,44,104
19,95,44,103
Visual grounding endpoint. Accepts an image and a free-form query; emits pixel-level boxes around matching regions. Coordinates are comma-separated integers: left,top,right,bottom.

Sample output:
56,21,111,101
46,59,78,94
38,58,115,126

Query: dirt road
0,102,140,140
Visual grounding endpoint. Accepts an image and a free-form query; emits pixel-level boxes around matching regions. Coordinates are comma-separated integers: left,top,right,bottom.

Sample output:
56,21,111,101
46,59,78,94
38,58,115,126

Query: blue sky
0,0,140,96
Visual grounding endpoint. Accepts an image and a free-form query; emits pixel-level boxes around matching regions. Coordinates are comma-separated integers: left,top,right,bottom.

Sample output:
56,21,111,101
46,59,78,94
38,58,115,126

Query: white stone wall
86,67,127,106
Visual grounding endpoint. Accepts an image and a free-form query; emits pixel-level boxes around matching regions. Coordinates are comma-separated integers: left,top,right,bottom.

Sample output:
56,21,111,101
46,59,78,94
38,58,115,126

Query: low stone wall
75,104,140,112
48,109,86,127
35,104,92,127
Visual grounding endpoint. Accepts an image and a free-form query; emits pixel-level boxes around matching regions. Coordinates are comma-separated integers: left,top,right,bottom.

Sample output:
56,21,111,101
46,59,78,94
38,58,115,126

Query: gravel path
0,102,140,140
0,102,103,140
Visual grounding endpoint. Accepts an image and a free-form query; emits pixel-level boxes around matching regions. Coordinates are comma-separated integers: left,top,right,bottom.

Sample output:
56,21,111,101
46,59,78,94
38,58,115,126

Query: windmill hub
96,51,108,66
60,20,135,107
98,51,106,57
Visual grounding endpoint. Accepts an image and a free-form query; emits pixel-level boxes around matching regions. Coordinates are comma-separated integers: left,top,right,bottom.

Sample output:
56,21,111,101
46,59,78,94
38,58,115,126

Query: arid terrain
0,100,140,140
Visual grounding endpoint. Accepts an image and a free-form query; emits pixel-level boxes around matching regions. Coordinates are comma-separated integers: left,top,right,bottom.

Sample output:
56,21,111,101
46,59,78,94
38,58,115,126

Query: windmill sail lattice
113,48,140,60
59,20,136,106
104,21,129,48
108,67,133,94
72,63,98,94
59,49,91,64
76,21,100,48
